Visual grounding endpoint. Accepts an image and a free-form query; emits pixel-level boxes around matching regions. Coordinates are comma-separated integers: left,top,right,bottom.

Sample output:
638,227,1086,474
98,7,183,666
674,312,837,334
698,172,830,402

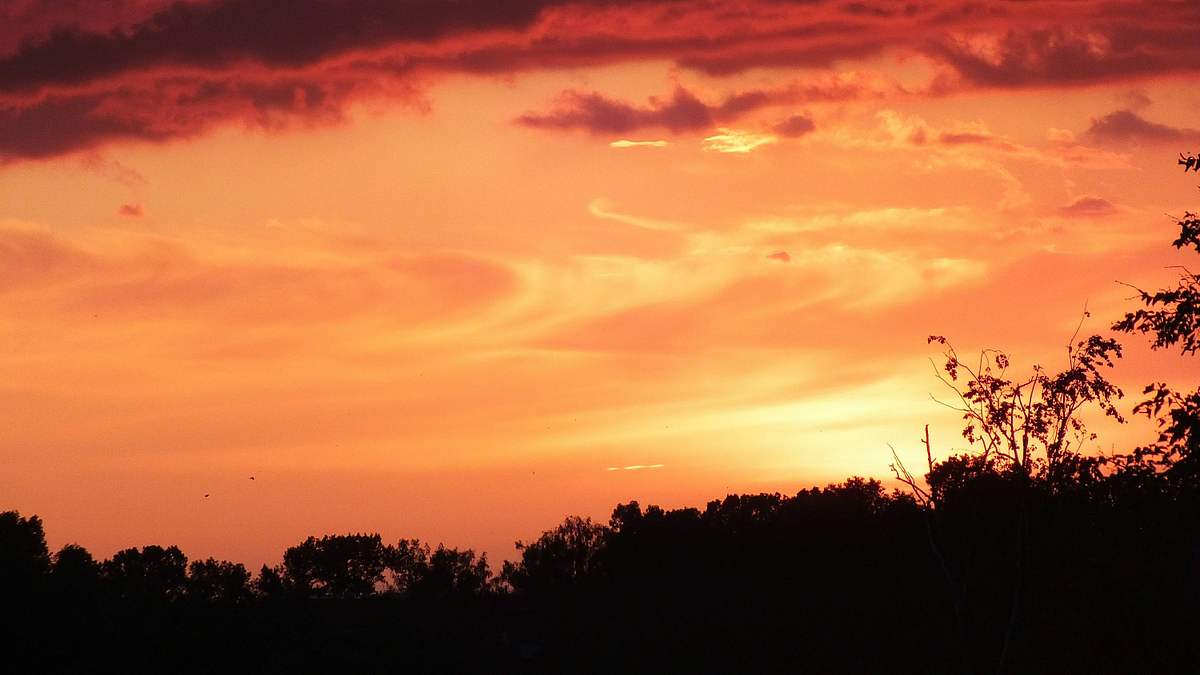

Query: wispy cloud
703,129,777,153
1057,196,1118,218
1084,109,1200,146
610,139,668,148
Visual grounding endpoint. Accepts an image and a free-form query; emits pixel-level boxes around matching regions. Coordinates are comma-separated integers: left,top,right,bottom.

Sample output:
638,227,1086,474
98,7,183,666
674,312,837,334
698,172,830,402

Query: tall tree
0,511,51,589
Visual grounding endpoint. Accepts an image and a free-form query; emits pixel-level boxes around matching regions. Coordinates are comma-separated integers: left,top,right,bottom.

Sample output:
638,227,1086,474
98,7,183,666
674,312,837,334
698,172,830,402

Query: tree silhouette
922,330,1123,478
282,533,389,598
1114,209,1200,475
408,544,493,597
0,511,50,589
102,545,188,601
888,323,1126,675
254,563,290,599
51,543,101,597
502,516,608,592
187,557,252,604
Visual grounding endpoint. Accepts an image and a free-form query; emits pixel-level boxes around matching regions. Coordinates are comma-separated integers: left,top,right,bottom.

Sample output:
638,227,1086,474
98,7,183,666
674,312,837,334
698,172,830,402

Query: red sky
3,0,1200,569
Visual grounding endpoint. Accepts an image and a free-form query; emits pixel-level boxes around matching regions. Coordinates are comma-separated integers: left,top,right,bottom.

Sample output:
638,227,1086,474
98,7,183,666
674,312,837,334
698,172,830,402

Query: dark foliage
2,457,1198,674
1113,210,1200,473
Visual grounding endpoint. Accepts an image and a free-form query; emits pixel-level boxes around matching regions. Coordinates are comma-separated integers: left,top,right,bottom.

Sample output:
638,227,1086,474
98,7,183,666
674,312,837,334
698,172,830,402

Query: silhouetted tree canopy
282,533,389,599
0,511,50,588
502,515,608,592
103,545,188,600
187,557,252,604
410,544,493,597
51,543,101,596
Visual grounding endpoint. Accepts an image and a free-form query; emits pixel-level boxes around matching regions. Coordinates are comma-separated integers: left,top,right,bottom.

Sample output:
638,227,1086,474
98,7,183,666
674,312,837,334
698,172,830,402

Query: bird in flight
204,493,210,498
249,476,255,480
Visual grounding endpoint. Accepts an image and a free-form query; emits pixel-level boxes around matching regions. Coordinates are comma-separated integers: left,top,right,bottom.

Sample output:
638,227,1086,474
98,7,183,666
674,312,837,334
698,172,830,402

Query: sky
3,0,1200,569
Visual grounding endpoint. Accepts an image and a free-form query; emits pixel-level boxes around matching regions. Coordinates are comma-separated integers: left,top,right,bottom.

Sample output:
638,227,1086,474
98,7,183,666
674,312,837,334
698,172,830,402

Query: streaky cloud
702,128,776,154
610,140,668,148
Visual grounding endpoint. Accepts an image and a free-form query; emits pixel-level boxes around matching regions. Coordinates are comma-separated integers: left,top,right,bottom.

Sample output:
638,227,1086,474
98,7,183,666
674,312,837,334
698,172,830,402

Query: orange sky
3,0,1200,569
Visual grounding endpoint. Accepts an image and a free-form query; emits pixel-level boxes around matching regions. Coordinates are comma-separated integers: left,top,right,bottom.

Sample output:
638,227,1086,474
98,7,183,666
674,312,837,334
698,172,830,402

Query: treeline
2,462,1200,673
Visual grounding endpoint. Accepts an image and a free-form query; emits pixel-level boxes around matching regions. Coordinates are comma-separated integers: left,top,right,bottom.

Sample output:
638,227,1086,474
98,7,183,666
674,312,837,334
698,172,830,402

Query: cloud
1083,109,1199,146
4,0,1200,160
1118,89,1152,110
837,110,1130,171
117,203,144,217
79,152,147,187
1056,196,1118,218
610,139,668,148
772,114,816,138
605,463,664,471
519,76,873,137
518,87,713,134
0,0,173,56
0,77,373,161
703,128,777,153
928,18,1200,89
528,201,993,356
588,198,690,232
0,0,553,94
0,225,518,325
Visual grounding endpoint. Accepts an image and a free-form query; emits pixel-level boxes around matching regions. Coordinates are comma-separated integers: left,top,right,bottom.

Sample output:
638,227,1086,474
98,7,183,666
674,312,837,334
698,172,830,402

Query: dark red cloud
0,0,556,94
118,203,144,217
0,76,363,161
1084,109,1200,146
679,37,887,76
518,87,712,134
772,114,816,138
1057,196,1117,218
519,82,847,135
3,0,1200,161
0,0,173,56
927,13,1200,89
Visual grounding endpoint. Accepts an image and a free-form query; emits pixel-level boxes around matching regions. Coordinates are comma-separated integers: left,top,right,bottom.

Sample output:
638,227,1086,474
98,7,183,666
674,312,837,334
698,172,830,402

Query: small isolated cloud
610,139,668,148
1084,109,1199,145
117,203,143,217
767,250,792,262
773,114,816,138
1057,196,1118,218
703,128,777,153
605,464,665,472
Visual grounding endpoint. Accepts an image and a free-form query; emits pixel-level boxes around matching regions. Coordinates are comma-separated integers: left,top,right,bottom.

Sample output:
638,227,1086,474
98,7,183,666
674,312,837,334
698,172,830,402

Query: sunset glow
3,0,1200,569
